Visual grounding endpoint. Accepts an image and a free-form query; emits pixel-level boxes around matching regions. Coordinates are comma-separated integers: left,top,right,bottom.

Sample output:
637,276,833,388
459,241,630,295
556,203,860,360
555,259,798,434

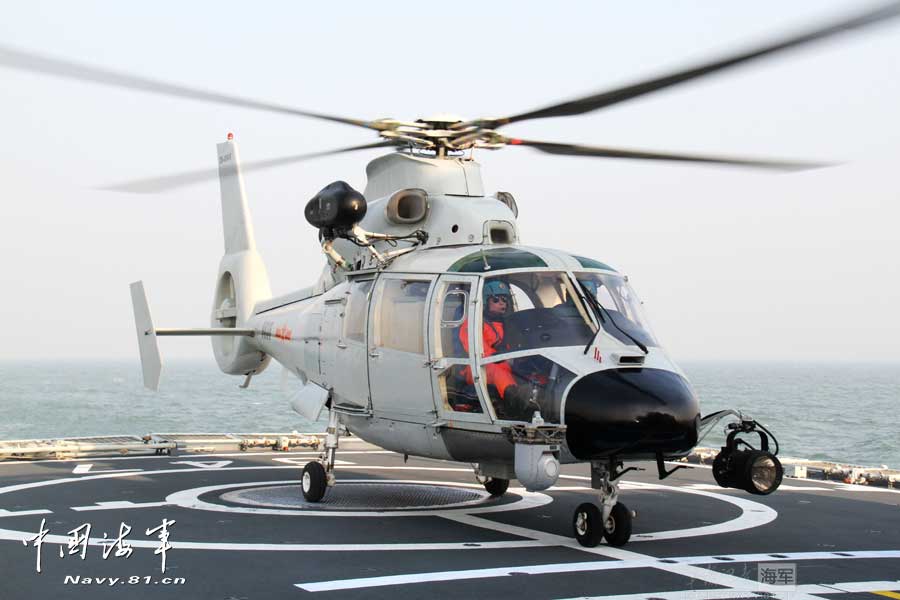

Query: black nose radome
564,368,700,460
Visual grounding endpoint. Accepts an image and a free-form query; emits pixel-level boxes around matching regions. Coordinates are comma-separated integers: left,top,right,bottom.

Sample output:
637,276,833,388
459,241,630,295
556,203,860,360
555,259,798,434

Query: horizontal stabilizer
130,281,161,391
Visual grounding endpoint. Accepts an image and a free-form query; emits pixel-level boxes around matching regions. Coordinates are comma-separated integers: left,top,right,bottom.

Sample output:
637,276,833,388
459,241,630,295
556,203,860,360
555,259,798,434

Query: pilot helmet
483,280,511,312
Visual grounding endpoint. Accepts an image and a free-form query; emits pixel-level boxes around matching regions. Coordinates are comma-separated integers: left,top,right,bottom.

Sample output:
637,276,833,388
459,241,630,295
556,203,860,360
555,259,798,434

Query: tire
483,477,509,497
301,461,327,502
572,502,603,547
603,502,632,547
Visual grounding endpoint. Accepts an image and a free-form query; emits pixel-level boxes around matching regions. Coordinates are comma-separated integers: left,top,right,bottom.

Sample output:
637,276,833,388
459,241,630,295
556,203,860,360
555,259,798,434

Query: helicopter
4,2,899,548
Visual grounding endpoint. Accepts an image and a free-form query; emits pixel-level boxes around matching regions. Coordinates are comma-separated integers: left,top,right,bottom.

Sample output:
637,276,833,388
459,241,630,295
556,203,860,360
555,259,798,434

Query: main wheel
483,477,510,497
572,502,603,547
301,461,327,502
603,502,632,547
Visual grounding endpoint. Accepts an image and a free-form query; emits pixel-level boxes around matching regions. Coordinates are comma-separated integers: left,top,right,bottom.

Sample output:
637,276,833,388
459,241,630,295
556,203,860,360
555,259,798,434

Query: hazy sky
1,1,898,363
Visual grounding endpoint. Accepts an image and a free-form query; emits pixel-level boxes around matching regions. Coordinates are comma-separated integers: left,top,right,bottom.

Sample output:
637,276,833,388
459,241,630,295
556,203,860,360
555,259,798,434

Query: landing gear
301,461,327,502
572,460,633,547
483,477,510,497
602,502,633,547
573,503,603,547
301,408,340,502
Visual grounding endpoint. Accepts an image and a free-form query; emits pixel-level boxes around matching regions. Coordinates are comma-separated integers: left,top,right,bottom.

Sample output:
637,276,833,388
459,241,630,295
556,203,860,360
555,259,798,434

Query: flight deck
0,436,898,599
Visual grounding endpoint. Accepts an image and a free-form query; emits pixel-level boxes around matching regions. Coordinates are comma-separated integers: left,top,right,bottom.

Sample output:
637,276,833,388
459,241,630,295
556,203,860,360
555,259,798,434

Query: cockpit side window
575,272,659,348
436,282,470,359
481,271,595,356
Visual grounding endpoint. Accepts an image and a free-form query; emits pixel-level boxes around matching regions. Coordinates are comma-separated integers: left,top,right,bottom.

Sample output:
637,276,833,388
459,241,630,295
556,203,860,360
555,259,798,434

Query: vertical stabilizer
211,135,272,377
217,137,256,253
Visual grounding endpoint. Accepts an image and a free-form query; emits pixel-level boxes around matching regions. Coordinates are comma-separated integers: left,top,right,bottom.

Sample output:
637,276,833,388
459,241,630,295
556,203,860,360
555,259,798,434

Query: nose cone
564,368,700,460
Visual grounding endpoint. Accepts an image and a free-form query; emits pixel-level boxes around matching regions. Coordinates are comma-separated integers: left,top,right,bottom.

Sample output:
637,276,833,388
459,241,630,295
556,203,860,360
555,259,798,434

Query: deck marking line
681,483,832,492
296,559,637,592
0,448,394,466
72,463,142,475
296,564,900,593
0,508,52,518
557,582,900,600
441,513,784,592
71,501,170,512
296,541,900,593
0,464,474,501
873,592,900,599
170,460,233,469
825,582,900,592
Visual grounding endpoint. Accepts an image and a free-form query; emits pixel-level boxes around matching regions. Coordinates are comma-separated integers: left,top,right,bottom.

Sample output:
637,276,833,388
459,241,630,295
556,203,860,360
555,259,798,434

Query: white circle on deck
166,479,551,517
0,462,778,551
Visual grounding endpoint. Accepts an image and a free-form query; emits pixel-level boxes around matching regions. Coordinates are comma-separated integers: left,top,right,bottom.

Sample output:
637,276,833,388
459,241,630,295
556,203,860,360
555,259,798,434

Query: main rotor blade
505,138,830,171
0,44,382,131
101,140,400,194
484,2,900,128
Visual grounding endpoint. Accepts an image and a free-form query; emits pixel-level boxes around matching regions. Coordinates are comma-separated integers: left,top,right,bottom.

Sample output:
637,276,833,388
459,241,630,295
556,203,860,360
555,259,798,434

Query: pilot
458,280,519,408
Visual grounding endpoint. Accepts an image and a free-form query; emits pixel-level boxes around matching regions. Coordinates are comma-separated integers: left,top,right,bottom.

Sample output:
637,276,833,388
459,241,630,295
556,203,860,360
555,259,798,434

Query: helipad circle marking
166,479,551,517
0,459,777,550
221,481,490,511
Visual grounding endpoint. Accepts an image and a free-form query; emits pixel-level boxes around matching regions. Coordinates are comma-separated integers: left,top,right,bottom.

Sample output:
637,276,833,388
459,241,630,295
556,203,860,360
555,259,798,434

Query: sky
1,1,898,363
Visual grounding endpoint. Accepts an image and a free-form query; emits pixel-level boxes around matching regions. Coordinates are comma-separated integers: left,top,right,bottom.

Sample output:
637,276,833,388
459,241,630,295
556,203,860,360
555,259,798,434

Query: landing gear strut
572,459,633,547
301,408,340,502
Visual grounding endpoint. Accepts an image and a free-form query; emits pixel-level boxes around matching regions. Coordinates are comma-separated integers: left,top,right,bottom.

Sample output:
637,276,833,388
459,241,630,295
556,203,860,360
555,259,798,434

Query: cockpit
428,268,658,426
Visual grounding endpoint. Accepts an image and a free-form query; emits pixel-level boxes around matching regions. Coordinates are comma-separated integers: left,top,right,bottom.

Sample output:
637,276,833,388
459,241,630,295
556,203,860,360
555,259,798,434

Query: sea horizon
1,359,897,469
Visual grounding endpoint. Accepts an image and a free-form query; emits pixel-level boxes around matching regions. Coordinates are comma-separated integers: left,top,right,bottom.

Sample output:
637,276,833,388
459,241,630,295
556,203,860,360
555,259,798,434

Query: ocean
0,360,896,468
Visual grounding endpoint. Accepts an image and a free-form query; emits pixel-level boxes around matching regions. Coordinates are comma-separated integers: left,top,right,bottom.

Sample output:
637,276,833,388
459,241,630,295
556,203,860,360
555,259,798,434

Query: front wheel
603,502,632,547
572,502,603,547
301,462,327,502
483,477,510,497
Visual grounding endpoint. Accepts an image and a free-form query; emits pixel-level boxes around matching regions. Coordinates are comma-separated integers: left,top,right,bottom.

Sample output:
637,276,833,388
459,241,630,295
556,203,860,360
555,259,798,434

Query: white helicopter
4,3,898,548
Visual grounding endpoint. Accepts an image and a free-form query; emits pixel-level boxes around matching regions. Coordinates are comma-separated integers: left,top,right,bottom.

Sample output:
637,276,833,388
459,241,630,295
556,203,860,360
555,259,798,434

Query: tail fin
211,135,272,376
130,281,162,391
217,137,256,253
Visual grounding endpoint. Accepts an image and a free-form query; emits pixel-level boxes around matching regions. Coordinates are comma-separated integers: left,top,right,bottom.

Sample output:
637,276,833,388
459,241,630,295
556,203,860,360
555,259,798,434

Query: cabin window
343,280,373,343
480,271,595,356
374,279,431,354
434,282,470,359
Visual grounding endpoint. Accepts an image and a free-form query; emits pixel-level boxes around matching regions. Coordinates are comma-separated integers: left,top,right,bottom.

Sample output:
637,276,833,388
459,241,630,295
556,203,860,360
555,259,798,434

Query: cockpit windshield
575,272,659,348
482,271,596,356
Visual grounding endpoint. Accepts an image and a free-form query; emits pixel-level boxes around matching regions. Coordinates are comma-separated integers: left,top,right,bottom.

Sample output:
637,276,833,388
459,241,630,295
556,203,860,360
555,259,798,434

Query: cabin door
427,275,492,423
331,278,373,412
367,274,436,420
